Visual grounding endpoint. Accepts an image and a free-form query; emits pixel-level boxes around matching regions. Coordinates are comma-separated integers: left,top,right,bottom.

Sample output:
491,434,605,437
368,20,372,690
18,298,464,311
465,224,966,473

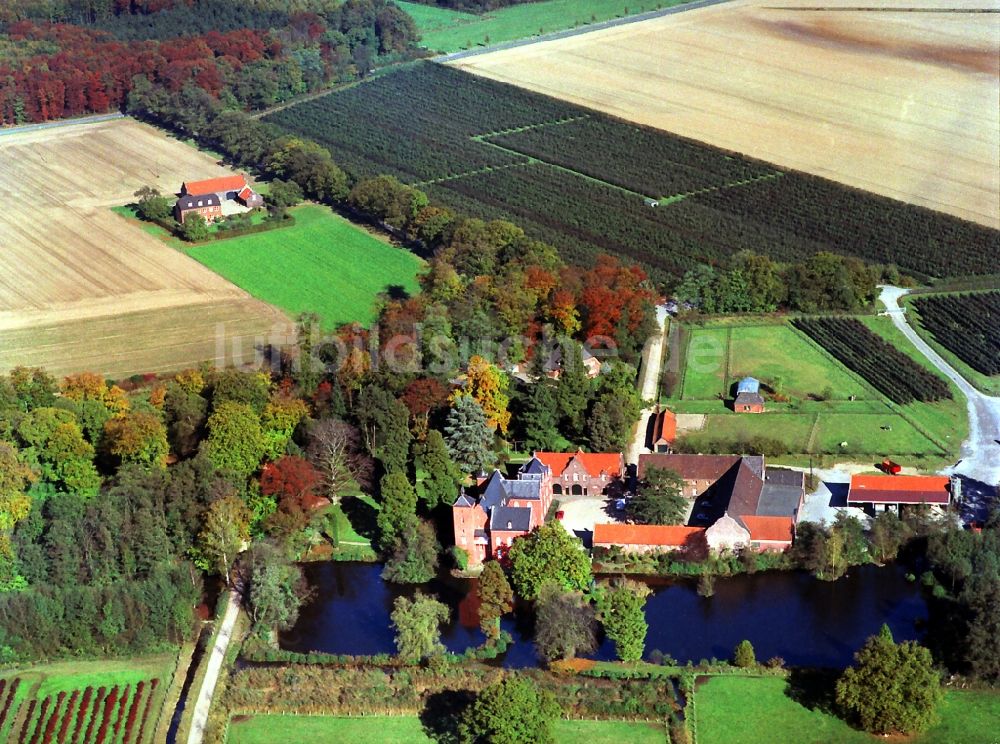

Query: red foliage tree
260,455,323,514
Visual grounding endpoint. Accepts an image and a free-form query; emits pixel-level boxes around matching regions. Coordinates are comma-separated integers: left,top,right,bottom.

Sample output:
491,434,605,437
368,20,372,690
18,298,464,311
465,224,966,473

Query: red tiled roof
534,451,623,477
593,523,705,548
740,515,794,543
653,408,676,444
238,187,253,200
848,475,951,505
183,174,247,196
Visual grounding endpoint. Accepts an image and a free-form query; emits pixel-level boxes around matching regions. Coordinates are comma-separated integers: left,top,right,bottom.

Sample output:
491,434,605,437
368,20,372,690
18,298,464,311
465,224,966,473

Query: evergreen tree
733,639,756,668
444,395,495,475
418,429,461,509
381,519,439,585
376,472,418,552
629,467,686,525
357,385,412,474
520,382,560,452
555,341,592,441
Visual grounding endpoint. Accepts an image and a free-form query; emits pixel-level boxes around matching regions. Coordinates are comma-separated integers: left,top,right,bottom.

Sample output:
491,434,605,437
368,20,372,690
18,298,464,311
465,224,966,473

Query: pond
280,562,928,669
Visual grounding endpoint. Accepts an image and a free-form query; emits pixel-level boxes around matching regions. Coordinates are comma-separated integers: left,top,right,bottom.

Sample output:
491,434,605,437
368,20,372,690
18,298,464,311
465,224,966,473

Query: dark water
280,562,927,669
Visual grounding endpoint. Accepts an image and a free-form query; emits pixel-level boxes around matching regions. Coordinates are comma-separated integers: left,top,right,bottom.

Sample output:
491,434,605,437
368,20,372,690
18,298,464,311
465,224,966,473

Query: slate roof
519,457,549,476
453,490,475,507
765,468,805,488
757,482,803,517
490,506,532,533
735,391,765,406
176,193,220,210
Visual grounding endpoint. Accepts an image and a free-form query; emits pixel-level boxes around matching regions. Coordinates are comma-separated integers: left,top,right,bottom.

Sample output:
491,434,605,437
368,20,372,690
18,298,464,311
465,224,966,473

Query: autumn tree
444,395,495,475
454,356,511,434
260,455,323,520
261,394,308,460
199,495,251,584
478,560,513,643
0,441,34,588
103,411,169,467
205,401,266,479
391,591,450,662
630,467,686,525
507,522,591,601
836,625,942,735
17,408,99,498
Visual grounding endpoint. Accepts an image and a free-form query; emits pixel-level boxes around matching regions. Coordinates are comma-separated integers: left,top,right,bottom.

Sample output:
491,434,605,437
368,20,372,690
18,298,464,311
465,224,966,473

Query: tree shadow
419,689,476,744
784,668,841,716
340,495,380,543
384,284,411,301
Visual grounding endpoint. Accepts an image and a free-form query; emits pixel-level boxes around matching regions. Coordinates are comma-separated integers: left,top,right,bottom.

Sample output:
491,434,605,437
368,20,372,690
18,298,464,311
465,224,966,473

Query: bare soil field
0,117,288,377
451,0,1000,228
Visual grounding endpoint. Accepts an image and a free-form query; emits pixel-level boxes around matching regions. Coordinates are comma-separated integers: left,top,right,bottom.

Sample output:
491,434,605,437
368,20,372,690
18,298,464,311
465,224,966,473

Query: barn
847,474,952,514
175,174,264,223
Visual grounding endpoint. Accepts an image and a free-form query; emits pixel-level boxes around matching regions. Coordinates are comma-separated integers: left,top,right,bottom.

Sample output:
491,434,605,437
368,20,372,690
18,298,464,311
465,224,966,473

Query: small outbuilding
650,407,676,453
847,474,951,514
734,376,765,413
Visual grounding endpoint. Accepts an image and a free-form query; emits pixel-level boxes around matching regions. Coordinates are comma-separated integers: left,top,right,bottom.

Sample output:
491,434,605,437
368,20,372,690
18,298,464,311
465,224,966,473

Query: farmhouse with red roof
847,474,952,513
174,173,263,224
532,449,625,497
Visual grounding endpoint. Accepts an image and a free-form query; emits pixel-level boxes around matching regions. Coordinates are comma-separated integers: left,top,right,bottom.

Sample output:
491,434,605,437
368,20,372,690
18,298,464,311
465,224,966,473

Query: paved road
186,591,240,744
879,286,1000,486
0,112,123,136
435,0,732,63
626,305,669,467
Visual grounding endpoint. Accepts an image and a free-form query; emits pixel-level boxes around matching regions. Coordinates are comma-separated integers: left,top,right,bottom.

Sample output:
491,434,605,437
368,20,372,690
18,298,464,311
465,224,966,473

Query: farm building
174,193,222,224
511,344,602,382
650,407,676,453
528,449,625,497
847,474,952,513
175,173,263,223
593,523,706,554
734,376,765,413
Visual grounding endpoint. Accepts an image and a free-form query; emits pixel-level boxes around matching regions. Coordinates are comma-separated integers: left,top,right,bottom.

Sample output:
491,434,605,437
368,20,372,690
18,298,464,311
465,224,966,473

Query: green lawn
680,328,729,400
399,0,689,53
696,676,1000,744
226,715,667,743
184,205,423,329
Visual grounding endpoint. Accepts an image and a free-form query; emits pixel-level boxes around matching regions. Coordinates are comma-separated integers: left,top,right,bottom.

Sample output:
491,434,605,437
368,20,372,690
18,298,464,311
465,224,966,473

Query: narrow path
186,591,240,744
0,112,123,136
879,286,1000,486
626,305,669,467
434,0,734,63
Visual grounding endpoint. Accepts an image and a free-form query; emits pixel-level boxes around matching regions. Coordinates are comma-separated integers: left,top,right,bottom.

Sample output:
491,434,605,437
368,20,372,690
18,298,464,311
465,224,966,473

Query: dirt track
0,118,289,377
451,0,1000,227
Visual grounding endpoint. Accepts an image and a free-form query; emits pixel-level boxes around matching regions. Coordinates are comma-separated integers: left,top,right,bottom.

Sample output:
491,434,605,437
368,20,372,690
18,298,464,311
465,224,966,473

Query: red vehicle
555,510,565,520
882,458,902,475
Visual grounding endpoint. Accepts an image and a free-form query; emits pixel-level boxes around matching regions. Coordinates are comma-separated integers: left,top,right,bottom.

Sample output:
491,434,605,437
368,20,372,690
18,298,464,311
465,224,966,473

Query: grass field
184,205,424,329
672,319,963,464
226,714,667,743
399,0,680,53
0,652,178,744
452,0,1000,228
695,676,1000,744
0,117,288,378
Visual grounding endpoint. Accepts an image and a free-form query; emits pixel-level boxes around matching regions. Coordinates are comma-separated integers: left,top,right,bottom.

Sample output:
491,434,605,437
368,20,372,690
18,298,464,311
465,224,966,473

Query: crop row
264,62,1000,281
488,115,772,197
5,678,158,744
913,292,1000,376
0,677,20,735
792,318,952,404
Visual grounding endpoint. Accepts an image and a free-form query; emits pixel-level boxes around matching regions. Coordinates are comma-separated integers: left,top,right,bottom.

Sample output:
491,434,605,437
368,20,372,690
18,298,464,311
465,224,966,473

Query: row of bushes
242,633,513,667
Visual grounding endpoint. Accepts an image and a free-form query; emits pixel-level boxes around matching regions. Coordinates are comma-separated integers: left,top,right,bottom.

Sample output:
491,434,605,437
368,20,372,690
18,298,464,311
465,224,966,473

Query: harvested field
451,0,1000,228
0,117,289,377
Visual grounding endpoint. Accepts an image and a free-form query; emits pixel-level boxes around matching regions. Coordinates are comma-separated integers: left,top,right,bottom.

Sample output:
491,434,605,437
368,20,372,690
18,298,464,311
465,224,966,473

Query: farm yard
0,117,288,378
668,318,966,464
264,63,1000,286
451,0,1000,230
183,205,424,330
0,653,177,744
